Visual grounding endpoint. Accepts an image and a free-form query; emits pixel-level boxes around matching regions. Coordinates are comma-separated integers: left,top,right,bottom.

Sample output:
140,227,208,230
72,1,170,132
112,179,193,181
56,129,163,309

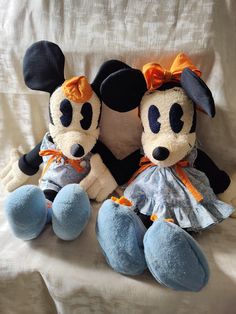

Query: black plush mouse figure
0,41,138,241
96,53,236,292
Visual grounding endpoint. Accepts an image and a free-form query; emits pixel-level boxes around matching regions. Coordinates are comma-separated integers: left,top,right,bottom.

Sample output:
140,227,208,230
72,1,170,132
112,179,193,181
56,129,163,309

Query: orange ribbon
62,76,93,103
39,149,84,178
150,214,174,223
142,53,201,91
127,156,153,185
110,194,174,223
111,196,133,207
128,156,203,203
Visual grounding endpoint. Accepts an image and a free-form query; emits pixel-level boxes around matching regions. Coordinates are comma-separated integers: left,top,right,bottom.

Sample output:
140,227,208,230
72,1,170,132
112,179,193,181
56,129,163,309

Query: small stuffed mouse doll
96,53,236,292
0,41,138,241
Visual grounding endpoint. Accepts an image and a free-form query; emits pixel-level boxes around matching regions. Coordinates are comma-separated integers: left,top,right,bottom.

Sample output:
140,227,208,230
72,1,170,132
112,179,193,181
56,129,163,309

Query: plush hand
0,149,29,192
218,172,236,218
80,154,118,202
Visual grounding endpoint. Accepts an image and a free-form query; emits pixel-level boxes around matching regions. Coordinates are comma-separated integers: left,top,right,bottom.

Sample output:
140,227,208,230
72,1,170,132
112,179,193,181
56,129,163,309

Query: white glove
218,171,236,218
80,154,118,202
0,149,29,192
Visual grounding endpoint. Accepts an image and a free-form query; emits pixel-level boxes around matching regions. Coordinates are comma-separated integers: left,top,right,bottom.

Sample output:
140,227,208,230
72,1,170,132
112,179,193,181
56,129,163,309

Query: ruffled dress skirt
124,164,235,232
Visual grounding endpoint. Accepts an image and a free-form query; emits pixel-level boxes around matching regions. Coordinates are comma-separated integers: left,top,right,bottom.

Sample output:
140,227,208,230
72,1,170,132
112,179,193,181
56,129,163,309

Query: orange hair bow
142,53,201,91
62,76,93,103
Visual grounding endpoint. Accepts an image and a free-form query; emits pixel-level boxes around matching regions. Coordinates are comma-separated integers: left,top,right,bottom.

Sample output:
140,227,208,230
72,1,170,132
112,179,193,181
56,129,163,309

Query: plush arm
0,141,43,192
194,148,231,194
92,140,141,185
81,141,141,202
18,141,43,175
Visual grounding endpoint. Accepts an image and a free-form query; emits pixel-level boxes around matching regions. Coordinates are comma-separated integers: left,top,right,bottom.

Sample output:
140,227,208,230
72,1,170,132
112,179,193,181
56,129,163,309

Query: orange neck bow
128,156,203,203
62,76,93,103
142,53,201,91
39,149,85,178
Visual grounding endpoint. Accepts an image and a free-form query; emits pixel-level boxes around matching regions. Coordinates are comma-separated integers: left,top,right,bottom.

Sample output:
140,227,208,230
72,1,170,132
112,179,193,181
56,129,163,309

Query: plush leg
51,184,91,241
144,220,209,292
5,185,47,240
96,199,147,275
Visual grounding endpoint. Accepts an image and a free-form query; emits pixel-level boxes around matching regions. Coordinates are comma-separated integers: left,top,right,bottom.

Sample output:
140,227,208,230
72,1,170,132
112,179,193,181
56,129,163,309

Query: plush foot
5,185,47,240
144,220,209,292
96,199,147,275
52,184,91,241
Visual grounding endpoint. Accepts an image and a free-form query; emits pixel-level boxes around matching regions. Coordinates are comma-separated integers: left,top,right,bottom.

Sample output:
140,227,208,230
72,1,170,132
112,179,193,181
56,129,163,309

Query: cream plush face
49,87,101,159
140,87,196,167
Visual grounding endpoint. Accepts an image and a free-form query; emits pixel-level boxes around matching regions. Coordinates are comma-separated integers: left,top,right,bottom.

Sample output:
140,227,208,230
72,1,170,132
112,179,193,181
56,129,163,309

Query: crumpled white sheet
0,0,236,313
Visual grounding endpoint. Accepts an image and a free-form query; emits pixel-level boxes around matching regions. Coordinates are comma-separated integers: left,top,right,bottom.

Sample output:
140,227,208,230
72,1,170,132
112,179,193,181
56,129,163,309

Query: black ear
23,41,65,94
91,60,131,98
181,68,215,117
100,68,147,112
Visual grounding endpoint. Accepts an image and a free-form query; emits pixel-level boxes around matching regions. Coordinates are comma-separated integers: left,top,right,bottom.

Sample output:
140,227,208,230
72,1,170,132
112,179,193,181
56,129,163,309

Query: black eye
60,99,73,127
80,102,93,130
148,105,161,133
169,103,184,133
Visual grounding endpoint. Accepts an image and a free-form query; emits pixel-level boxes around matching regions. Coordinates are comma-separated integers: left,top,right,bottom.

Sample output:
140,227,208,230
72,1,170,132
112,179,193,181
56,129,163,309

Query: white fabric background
0,1,236,313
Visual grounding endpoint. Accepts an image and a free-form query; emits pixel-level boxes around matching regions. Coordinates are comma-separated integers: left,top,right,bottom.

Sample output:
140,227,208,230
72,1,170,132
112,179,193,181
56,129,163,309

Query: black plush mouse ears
180,68,215,117
101,62,215,117
24,41,130,98
91,59,131,99
23,41,65,94
101,66,147,112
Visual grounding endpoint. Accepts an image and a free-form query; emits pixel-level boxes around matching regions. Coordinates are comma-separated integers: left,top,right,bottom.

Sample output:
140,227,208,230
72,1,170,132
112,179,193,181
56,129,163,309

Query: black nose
70,144,85,158
152,147,170,161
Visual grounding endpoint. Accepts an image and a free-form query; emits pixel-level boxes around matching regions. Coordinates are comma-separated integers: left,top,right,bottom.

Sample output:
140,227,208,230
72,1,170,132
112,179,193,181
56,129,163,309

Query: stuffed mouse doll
0,41,139,241
95,53,236,292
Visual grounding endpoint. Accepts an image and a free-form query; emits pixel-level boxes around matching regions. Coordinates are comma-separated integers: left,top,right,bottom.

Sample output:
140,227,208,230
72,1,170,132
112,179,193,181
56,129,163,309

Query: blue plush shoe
5,185,47,240
96,199,147,275
144,220,209,292
52,184,91,241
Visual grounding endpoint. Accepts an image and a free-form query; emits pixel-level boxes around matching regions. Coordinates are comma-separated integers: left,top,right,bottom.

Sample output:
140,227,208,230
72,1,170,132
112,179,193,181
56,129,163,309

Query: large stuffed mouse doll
96,53,236,292
0,41,139,241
